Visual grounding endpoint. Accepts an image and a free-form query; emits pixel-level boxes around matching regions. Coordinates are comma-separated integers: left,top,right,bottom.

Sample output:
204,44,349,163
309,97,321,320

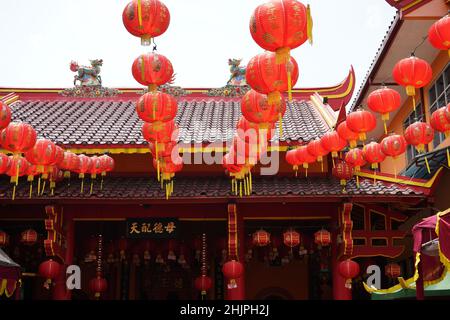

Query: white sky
0,0,396,99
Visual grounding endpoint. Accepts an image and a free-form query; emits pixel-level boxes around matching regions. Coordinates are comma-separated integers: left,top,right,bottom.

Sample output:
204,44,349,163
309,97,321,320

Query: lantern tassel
332,157,335,169
287,70,293,102
12,185,16,201
424,155,431,174
356,175,360,188
305,167,308,178
100,176,104,191
278,112,283,139
249,171,253,193
41,181,46,196
239,181,242,198
137,0,143,28
15,158,19,186
383,121,387,135
140,56,145,83
37,177,41,196
307,4,313,44
412,95,416,112
29,182,33,199
321,160,324,173
81,178,84,194
447,148,450,168
373,169,377,186
90,179,94,195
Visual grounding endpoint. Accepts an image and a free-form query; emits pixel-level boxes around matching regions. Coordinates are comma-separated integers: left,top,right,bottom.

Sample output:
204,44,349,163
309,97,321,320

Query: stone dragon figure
70,59,103,86
227,58,247,86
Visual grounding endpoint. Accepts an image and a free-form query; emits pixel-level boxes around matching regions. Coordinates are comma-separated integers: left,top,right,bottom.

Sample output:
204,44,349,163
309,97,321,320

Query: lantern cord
137,0,143,28
424,155,431,174
412,95,416,112
411,36,428,56
373,170,377,186
332,157,335,169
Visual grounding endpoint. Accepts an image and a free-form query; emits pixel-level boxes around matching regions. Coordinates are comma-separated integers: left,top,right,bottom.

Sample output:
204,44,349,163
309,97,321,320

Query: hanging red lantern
131,52,174,90
24,139,57,175
430,106,450,137
20,229,38,246
332,160,353,190
252,229,271,247
283,229,300,248
385,263,401,279
122,0,170,46
75,154,92,193
0,122,37,153
337,121,359,149
392,55,432,99
0,230,9,247
295,145,316,177
367,87,402,134
314,229,331,247
362,141,386,170
222,260,244,289
222,152,244,174
404,121,434,153
246,52,299,104
0,153,11,174
428,13,450,57
6,156,29,200
58,151,80,178
53,146,65,167
98,154,115,177
346,110,377,142
38,259,61,289
320,131,347,161
195,275,212,296
338,259,360,289
136,91,178,123
232,136,264,166
345,148,366,172
307,138,329,172
381,134,407,159
142,120,177,144
89,276,108,299
0,101,11,130
236,117,274,146
286,148,300,176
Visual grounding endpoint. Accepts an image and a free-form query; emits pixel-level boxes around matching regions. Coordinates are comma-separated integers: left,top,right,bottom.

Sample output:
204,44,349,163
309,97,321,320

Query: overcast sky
0,0,396,99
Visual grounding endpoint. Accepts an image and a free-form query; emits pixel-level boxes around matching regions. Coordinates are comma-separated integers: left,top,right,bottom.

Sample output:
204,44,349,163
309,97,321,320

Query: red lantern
76,155,92,178
131,52,174,89
295,146,316,177
241,89,286,128
337,121,359,149
0,230,10,247
363,141,386,170
428,14,450,57
0,101,11,130
385,263,401,279
89,276,108,299
346,110,377,142
24,139,57,175
136,91,178,123
38,259,61,289
283,229,300,248
320,131,347,160
195,275,212,296
314,229,331,247
345,148,366,172
380,134,407,159
338,259,360,289
332,160,353,188
222,152,244,174
98,154,115,176
286,149,300,175
0,153,11,174
6,156,29,198
252,229,271,247
404,121,434,153
430,106,450,137
88,156,103,179
236,117,274,146
59,151,80,178
250,0,312,59
307,138,329,172
142,120,177,144
122,0,170,46
0,122,37,153
367,87,402,134
20,229,38,246
246,52,299,104
393,55,432,98
222,260,244,289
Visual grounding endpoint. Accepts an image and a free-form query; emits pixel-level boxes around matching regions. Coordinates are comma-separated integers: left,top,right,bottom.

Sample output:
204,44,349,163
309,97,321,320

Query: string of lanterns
123,0,182,199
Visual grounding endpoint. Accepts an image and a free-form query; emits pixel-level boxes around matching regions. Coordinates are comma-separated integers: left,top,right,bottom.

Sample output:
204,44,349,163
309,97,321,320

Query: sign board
126,218,178,239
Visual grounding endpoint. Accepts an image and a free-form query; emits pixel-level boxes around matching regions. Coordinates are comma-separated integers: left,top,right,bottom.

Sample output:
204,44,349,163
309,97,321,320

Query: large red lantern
0,230,9,247
320,131,347,161
38,259,61,289
367,87,402,134
250,0,312,59
241,89,286,130
131,52,174,90
338,259,360,289
6,156,29,200
307,138,329,172
430,106,450,137
122,0,170,46
314,229,331,247
0,101,11,130
89,276,108,299
136,91,178,123
346,110,377,142
98,154,115,177
222,260,244,289
236,117,273,146
428,14,450,57
392,55,432,100
332,160,353,190
0,153,11,174
142,120,177,144
283,229,300,248
252,229,271,247
195,275,212,296
345,148,366,172
337,121,359,149
363,141,386,170
20,229,38,246
59,151,80,178
24,139,57,175
295,146,316,177
404,121,434,153
380,134,407,159
0,122,37,153
232,136,264,166
246,52,299,104
385,263,401,279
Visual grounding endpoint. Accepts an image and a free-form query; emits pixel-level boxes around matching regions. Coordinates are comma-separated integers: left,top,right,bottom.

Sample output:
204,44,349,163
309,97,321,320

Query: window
403,104,424,163
351,204,365,231
370,210,386,231
429,64,450,148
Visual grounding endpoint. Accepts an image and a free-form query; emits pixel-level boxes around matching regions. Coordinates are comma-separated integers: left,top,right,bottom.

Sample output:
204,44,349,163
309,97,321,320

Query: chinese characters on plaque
126,218,178,239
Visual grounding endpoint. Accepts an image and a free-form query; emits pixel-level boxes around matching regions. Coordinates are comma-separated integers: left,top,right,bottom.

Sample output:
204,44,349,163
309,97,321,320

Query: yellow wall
381,50,450,175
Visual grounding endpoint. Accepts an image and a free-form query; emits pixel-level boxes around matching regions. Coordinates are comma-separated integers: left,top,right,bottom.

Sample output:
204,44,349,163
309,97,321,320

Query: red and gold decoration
338,259,360,289
136,91,178,123
337,121,359,149
283,229,300,248
307,138,329,172
430,105,450,166
38,259,61,290
20,229,38,246
122,0,170,46
5,156,30,200
314,228,331,247
89,234,108,299
380,133,407,178
44,206,65,260
295,145,316,177
222,260,244,289
252,229,271,247
286,148,300,176
404,121,434,173
346,109,377,143
0,230,9,247
345,148,366,187
195,233,212,299
367,87,402,134
392,55,432,111
59,151,80,180
385,262,401,279
98,154,115,190
362,141,386,170
332,160,353,192
75,154,92,193
428,13,450,57
0,122,37,154
132,52,174,91
320,131,347,166
0,101,11,130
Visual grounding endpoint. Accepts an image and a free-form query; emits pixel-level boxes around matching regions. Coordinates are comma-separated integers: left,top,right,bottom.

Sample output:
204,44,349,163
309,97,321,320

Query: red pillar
226,204,245,300
331,231,352,300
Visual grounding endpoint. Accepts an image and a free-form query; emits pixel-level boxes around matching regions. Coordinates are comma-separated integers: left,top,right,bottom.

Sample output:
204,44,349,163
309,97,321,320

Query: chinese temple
0,0,449,301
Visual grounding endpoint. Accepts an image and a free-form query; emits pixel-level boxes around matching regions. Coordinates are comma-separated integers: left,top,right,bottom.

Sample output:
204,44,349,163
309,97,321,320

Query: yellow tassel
137,0,143,28
356,175,360,188
81,178,84,194
447,148,450,168
383,121,387,135
278,112,283,138
275,47,290,64
15,159,19,186
321,160,324,172
41,181,46,196
424,155,431,174
307,4,313,44
332,157,335,168
239,181,242,198
287,70,292,102
29,182,33,199
37,177,41,196
373,170,377,186
140,56,145,83
249,171,252,193
90,180,94,195
100,176,104,191
412,95,416,112
305,167,308,178
231,179,234,193
12,185,16,201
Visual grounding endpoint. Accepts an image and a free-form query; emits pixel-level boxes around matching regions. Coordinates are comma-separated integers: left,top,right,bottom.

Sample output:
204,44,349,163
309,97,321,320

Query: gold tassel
239,181,242,198
12,185,16,201
287,70,292,102
278,112,283,139
231,179,234,193
140,56,145,82
424,155,431,174
81,178,84,194
137,0,143,28
332,157,335,169
41,181,46,196
412,95,416,112
29,182,33,199
373,170,377,186
307,4,313,44
383,121,387,135
90,179,94,195
100,176,104,191
37,177,41,196
447,148,450,168
321,160,324,173
356,175,360,188
305,167,308,178
249,171,252,193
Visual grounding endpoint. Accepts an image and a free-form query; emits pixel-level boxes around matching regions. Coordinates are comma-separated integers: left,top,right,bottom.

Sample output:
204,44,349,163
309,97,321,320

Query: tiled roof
9,99,330,145
0,176,425,201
